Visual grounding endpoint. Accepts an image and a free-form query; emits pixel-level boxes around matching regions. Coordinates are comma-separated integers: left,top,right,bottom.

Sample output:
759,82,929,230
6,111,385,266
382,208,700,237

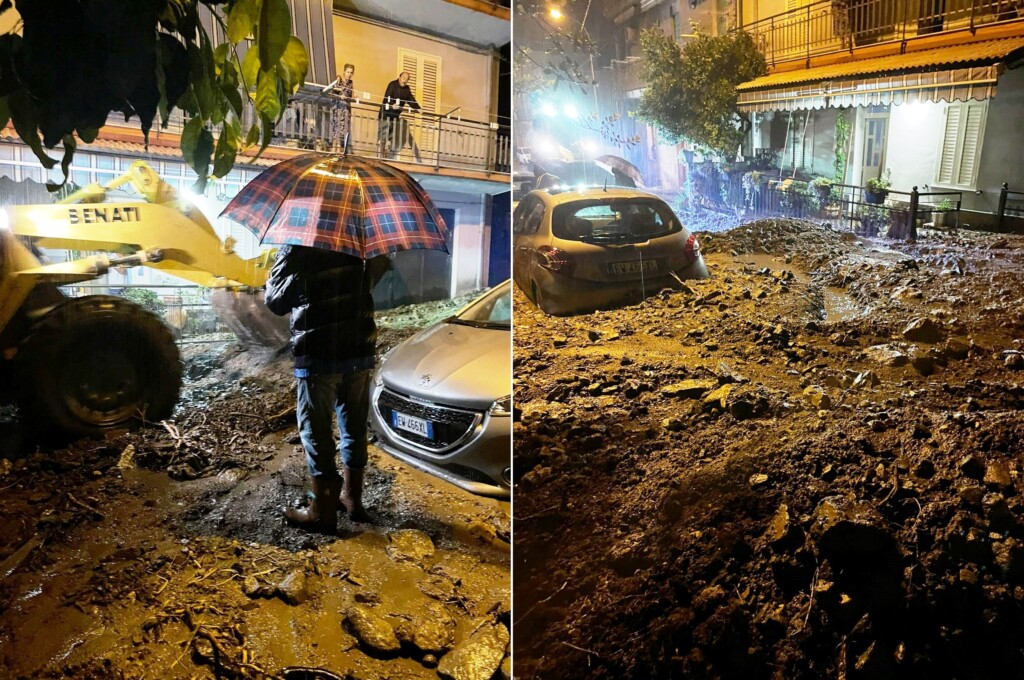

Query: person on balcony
378,71,422,163
331,63,355,153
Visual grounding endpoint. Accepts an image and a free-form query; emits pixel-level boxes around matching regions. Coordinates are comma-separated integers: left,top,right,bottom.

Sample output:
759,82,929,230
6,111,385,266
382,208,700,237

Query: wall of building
428,189,491,296
333,14,496,122
973,65,1024,214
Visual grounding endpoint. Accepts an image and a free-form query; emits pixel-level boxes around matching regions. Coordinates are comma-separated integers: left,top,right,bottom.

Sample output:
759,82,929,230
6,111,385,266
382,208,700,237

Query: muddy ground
513,219,1024,679
0,296,510,679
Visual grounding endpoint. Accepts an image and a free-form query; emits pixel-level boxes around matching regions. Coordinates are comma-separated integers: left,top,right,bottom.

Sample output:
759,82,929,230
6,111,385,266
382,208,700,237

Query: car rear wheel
16,295,183,440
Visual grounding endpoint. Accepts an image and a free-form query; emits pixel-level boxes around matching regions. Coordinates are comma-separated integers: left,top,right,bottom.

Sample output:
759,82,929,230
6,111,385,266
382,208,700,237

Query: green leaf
241,46,260,90
257,112,274,157
255,66,281,121
212,124,236,177
181,115,204,167
277,36,308,95
244,121,260,148
77,127,99,143
7,90,56,169
213,43,230,72
258,0,291,70
58,133,76,184
191,127,215,192
220,81,243,117
226,0,258,44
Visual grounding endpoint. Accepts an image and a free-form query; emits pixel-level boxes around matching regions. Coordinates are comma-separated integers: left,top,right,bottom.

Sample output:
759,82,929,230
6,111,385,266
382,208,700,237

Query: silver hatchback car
513,188,709,315
369,281,512,498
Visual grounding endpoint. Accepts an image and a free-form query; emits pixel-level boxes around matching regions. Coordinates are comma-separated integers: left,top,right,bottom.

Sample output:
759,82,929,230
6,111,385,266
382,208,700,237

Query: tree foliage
0,0,309,190
635,27,766,157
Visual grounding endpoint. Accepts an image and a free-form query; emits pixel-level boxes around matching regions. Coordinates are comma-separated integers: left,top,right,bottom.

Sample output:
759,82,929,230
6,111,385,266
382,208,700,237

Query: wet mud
513,219,1024,679
0,297,509,679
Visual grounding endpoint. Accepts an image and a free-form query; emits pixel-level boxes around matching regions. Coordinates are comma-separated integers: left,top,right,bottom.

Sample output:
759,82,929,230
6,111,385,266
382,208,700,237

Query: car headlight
488,395,512,417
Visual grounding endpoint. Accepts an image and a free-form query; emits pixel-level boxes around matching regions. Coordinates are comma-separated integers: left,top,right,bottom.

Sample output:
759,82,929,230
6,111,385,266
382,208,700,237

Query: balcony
743,0,1024,66
103,88,511,177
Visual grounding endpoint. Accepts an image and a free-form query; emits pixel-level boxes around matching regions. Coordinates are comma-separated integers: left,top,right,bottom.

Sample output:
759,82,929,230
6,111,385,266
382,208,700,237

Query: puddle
822,287,865,323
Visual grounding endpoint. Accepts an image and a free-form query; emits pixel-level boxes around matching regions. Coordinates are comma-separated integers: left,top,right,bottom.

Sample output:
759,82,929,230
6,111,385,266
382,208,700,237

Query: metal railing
742,0,1024,65
829,184,962,238
998,182,1024,230
105,90,511,175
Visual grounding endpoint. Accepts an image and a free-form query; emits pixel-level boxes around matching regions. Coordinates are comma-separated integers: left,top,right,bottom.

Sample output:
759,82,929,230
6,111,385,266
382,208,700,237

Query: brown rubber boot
284,476,340,534
340,465,370,523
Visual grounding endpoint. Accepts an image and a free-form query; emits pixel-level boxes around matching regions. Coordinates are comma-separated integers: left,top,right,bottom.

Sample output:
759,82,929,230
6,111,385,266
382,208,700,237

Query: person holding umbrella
221,154,450,534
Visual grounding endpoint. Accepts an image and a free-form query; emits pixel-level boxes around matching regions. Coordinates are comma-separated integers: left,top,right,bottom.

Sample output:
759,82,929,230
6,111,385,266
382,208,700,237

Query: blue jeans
296,370,373,480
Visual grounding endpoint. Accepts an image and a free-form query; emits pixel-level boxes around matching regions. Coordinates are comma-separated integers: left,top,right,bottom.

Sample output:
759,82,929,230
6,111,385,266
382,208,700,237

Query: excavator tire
16,295,182,440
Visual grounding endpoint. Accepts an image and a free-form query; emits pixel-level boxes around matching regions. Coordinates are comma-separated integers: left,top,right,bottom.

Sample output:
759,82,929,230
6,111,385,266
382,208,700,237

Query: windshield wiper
446,318,509,329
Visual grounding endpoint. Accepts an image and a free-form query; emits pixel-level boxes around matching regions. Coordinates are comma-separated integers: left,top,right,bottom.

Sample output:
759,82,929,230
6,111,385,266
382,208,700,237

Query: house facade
0,0,511,309
735,0,1024,228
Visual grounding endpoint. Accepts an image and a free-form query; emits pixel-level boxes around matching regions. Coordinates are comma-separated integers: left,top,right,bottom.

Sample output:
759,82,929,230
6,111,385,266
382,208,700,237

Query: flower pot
932,211,946,228
864,189,887,204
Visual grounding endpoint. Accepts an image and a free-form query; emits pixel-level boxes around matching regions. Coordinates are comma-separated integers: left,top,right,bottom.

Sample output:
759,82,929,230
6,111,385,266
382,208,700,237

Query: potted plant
856,204,890,237
932,197,954,228
810,177,832,206
864,169,891,204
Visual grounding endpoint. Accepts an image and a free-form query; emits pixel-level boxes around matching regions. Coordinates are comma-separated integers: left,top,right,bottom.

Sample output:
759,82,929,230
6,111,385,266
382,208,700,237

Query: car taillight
537,246,575,275
684,233,701,262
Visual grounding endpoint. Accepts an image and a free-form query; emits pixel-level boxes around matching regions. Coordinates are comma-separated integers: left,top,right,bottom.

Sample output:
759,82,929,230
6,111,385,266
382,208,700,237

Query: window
513,196,543,235
397,48,440,115
935,101,987,190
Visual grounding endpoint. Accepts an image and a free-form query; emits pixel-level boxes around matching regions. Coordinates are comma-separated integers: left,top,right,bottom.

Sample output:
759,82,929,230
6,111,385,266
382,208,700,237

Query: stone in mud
1005,353,1024,371
661,379,716,399
386,529,435,564
276,569,309,605
346,605,401,654
763,504,794,546
411,602,455,654
959,455,985,480
866,345,910,368
911,352,936,376
943,339,971,361
437,622,510,680
902,317,944,343
703,385,732,410
803,385,831,410
993,538,1024,579
242,575,262,598
810,496,898,566
984,461,1013,489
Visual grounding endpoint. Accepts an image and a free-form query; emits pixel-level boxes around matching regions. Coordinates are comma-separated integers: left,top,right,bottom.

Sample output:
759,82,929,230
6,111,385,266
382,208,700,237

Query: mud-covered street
0,299,510,679
513,220,1024,679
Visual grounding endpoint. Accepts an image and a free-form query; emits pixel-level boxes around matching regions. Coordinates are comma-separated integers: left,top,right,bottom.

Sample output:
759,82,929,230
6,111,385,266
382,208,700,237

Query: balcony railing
743,0,1024,65
107,89,511,175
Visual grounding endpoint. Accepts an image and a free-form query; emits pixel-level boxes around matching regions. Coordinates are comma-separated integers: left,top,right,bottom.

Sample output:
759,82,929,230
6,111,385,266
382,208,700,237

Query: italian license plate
392,411,434,439
609,259,659,275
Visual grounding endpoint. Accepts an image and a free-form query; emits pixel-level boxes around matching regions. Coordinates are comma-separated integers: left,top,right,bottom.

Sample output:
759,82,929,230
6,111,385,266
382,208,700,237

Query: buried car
369,281,511,498
513,187,709,315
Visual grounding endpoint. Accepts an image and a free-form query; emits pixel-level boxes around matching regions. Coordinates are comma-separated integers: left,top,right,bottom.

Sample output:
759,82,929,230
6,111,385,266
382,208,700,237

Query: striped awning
736,36,1024,112
738,64,1001,111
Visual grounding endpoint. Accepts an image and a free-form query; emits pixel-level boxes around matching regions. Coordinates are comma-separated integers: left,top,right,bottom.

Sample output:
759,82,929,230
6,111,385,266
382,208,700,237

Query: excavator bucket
210,289,291,349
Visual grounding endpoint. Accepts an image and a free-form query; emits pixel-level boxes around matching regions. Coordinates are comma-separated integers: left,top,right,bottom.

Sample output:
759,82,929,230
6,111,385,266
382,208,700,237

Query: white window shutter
956,103,985,187
936,104,961,186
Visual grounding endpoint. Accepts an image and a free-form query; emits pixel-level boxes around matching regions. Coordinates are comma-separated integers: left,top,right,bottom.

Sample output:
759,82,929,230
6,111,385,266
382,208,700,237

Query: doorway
860,108,890,184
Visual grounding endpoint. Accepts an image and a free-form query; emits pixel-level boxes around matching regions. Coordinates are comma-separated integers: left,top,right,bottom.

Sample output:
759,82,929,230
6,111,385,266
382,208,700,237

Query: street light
548,7,563,20
540,102,558,117
563,103,578,119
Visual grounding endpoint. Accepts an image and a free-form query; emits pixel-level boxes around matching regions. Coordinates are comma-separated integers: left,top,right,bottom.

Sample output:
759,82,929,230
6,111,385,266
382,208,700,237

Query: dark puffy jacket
264,245,388,371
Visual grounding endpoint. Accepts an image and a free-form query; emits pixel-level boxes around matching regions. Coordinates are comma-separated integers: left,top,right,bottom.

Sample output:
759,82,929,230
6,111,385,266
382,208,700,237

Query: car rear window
551,198,682,244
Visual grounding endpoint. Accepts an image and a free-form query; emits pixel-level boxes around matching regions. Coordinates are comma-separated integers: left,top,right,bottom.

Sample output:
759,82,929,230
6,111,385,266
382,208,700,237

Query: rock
993,538,1024,579
587,329,602,342
703,385,733,410
911,352,936,376
661,379,717,399
117,445,137,470
276,569,309,606
810,496,898,566
500,655,512,680
902,317,944,343
912,423,932,440
437,622,509,680
552,336,568,348
763,504,791,544
749,473,769,487
943,339,971,360
1006,353,1024,371
984,461,1013,489
913,460,936,479
411,602,455,654
866,345,909,368
346,605,401,654
959,485,985,506
242,575,267,598
422,654,439,668
663,417,686,432
386,529,435,564
803,385,831,410
959,455,985,480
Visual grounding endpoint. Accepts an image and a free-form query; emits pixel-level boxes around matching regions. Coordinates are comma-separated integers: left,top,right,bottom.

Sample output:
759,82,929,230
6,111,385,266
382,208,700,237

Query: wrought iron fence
106,90,511,174
998,182,1024,230
743,0,1024,65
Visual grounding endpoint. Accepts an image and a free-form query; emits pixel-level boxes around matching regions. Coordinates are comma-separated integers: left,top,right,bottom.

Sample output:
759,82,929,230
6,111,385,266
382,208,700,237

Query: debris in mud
387,529,436,565
276,568,310,605
514,219,1024,679
437,622,510,680
346,604,402,655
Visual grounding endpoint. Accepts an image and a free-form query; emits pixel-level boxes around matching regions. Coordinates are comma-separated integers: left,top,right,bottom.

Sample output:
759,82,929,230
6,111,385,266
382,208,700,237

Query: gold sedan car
512,187,709,315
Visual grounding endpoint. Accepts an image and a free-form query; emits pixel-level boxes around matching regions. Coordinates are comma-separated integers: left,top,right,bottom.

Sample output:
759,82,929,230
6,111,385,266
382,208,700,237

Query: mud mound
513,230,1024,679
700,217,851,262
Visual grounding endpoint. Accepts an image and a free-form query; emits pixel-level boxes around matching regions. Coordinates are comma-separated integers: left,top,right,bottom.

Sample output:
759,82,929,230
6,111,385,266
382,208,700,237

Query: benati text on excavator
0,161,288,440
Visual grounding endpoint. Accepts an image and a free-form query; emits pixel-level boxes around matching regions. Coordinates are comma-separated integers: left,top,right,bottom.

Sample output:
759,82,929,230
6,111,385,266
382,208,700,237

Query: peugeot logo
419,374,432,386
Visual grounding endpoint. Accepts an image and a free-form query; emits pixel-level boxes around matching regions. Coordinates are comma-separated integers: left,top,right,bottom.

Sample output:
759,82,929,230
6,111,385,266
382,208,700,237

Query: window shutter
956,103,985,186
936,105,961,185
397,49,442,159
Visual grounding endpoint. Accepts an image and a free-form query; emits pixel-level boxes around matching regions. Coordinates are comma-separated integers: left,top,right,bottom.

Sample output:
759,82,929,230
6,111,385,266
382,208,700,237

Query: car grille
377,389,479,451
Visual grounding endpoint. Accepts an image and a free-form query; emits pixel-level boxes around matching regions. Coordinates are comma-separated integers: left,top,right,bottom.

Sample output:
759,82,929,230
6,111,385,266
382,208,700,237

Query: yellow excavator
0,161,288,439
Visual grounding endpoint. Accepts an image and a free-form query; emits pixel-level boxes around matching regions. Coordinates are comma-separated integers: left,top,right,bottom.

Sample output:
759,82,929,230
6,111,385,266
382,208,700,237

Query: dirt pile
513,220,1024,679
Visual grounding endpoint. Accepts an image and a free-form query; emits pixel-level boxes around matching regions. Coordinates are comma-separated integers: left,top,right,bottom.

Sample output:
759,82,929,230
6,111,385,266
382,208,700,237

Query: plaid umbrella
220,153,449,258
